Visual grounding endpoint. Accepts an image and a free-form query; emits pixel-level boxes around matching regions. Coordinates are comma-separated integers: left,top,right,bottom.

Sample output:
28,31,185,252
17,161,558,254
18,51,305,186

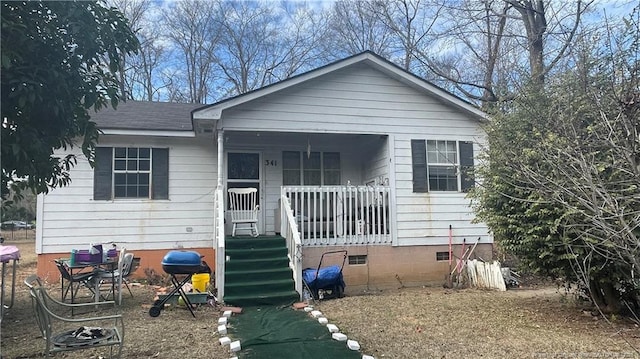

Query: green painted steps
224,235,299,307
226,247,288,260
226,267,293,283
226,236,287,248
225,278,295,297
226,257,291,272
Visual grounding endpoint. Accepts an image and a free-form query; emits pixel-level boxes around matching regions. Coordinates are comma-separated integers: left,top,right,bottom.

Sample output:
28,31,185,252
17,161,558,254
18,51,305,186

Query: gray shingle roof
89,101,203,131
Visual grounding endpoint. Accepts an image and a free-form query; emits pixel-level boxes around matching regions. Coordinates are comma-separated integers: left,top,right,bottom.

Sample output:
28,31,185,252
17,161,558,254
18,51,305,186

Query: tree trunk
507,0,546,85
590,280,622,314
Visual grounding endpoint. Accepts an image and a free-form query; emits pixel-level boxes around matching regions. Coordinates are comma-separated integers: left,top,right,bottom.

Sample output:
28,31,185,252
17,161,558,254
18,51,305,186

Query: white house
36,52,492,301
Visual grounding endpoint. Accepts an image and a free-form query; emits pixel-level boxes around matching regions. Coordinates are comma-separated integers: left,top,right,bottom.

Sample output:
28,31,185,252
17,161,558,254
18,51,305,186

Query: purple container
107,249,119,258
74,250,91,263
90,244,103,263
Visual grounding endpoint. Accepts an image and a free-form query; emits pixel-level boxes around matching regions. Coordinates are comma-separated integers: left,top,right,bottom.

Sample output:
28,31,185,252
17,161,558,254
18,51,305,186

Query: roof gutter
100,129,196,137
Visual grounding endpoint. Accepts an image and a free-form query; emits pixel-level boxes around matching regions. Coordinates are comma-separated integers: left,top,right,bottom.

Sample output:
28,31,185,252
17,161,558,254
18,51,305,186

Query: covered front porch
217,130,393,237
212,131,395,303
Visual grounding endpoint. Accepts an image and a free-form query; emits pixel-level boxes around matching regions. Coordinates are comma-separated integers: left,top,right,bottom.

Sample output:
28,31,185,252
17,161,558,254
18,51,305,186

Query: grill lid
161,250,202,267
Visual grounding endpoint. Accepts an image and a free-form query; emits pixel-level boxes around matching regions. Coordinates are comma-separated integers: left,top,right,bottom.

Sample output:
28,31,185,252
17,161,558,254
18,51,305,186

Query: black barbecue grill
149,250,207,318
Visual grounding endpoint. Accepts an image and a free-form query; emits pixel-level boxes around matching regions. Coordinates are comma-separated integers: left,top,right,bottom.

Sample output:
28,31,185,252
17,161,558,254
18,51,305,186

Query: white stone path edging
216,310,240,359
214,305,376,359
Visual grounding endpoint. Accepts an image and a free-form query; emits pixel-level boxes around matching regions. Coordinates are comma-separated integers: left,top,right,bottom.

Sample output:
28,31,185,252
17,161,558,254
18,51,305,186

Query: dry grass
1,237,228,359
2,235,640,359
317,288,640,358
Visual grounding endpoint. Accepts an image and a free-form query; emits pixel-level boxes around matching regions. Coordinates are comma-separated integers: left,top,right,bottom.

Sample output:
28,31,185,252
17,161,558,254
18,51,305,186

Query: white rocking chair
228,188,259,237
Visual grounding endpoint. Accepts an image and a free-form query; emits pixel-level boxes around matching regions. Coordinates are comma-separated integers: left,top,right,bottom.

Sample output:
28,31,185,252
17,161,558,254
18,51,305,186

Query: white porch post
215,130,225,302
217,130,224,188
388,134,398,246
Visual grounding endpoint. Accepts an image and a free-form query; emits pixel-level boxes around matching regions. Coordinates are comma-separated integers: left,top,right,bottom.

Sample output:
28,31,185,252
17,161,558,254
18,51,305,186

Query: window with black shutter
94,147,169,200
411,140,474,192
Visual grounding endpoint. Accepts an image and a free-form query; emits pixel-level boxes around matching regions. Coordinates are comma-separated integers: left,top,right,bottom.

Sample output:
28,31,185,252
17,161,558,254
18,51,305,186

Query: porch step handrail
280,195,303,300
214,187,225,302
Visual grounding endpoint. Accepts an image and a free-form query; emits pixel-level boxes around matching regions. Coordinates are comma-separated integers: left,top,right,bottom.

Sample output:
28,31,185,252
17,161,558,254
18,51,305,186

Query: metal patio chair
92,250,135,305
228,187,259,237
24,274,124,358
54,259,95,303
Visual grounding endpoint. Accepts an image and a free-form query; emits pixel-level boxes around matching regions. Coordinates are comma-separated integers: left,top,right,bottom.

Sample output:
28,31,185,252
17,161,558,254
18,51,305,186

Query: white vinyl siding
38,136,216,254
219,64,479,136
363,137,389,185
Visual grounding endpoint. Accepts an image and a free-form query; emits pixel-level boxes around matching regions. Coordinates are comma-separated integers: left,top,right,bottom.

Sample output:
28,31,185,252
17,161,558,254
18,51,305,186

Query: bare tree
407,0,590,107
324,0,395,59
505,0,587,85
132,29,170,101
265,2,331,82
371,0,445,71
163,0,220,104
109,0,173,101
108,0,153,99
211,1,324,97
419,0,516,105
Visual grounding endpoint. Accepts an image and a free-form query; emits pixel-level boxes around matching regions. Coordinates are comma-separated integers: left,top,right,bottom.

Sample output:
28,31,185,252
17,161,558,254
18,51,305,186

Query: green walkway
230,306,362,359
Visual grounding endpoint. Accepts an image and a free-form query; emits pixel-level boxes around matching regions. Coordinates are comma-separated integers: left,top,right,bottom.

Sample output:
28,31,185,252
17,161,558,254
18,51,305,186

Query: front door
226,152,262,235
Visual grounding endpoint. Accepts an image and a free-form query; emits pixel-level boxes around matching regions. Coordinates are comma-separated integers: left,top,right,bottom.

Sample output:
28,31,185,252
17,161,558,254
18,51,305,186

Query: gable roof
192,51,487,122
90,101,202,131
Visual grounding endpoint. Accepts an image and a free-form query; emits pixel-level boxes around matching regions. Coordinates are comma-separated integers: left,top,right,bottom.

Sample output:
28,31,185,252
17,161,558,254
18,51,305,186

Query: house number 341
265,160,277,166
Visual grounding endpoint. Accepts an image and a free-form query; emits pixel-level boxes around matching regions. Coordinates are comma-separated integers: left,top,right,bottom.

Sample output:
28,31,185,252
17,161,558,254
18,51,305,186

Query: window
283,151,301,185
282,151,341,185
436,252,450,261
427,140,457,191
227,152,260,207
114,147,150,198
228,153,259,181
411,140,474,192
94,147,169,200
348,255,367,265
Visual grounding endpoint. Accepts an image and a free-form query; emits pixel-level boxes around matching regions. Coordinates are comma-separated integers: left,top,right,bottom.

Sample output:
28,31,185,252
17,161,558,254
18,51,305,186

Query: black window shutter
411,140,428,193
93,147,113,200
152,148,169,199
459,141,475,192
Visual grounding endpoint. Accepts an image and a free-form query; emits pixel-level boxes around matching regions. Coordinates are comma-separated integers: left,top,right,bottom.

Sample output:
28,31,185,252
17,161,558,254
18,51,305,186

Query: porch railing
281,185,391,246
280,195,303,300
214,187,225,302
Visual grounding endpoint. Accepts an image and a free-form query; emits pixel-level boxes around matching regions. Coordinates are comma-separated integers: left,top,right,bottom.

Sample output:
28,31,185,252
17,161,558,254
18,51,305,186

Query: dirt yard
2,236,640,358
